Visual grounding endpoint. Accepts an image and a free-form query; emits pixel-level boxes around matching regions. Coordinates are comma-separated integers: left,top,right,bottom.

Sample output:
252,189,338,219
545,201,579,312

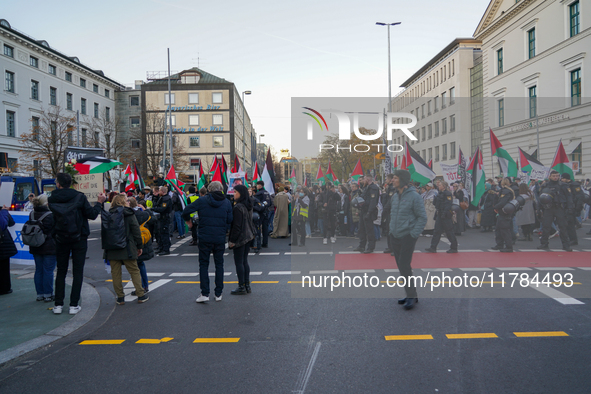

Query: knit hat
233,184,249,203
561,173,571,180
394,169,411,187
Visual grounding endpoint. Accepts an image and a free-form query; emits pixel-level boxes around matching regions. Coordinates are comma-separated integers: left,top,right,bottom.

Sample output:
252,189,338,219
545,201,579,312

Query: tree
19,106,76,178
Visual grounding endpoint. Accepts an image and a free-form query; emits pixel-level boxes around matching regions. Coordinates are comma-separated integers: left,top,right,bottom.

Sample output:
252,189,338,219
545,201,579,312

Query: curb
0,278,100,365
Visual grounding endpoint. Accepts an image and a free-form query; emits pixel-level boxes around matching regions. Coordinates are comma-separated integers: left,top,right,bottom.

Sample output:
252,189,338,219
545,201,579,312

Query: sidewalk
0,264,100,365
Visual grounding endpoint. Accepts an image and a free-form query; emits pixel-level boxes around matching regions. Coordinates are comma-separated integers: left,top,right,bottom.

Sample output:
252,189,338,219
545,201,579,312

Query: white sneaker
215,295,222,302
323,238,328,245
53,305,63,314
69,306,81,315
196,294,209,303
331,237,336,243
306,235,311,238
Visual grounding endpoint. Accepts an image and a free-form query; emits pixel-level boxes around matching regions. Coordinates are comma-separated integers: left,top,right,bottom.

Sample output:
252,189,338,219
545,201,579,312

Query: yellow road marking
79,340,125,345
136,337,174,344
513,331,569,337
385,335,433,341
177,281,200,283
193,338,240,343
446,333,498,339
251,281,279,284
106,280,153,283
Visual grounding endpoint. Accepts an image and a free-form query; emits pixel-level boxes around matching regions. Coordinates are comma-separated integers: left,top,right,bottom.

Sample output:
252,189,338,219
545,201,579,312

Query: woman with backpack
29,194,57,302
102,194,148,305
0,205,17,295
228,185,255,295
129,197,154,296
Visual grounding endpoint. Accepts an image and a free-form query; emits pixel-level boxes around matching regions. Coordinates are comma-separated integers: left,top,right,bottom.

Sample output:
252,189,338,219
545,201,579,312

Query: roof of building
399,38,481,88
0,19,124,89
146,67,232,85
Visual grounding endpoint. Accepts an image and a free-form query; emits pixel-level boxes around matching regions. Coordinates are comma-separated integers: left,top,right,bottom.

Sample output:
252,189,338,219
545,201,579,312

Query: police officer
152,184,173,255
425,180,458,253
354,175,380,253
323,183,340,244
381,173,396,254
561,173,585,246
537,170,573,251
187,186,199,245
491,177,515,252
254,180,272,248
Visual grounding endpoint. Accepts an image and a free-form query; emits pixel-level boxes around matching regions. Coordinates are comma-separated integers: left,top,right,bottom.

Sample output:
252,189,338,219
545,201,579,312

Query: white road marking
496,267,532,270
124,279,172,302
534,267,574,271
344,269,375,273
529,284,584,305
286,252,307,255
182,253,199,257
249,272,263,275
309,252,333,255
169,273,199,277
309,270,338,274
459,268,492,271
384,269,399,273
259,252,281,256
458,249,484,252
163,254,179,257
338,251,359,254
208,272,232,276
147,273,166,277
577,267,591,270
87,238,98,241
517,249,546,252
422,268,453,272
269,271,301,275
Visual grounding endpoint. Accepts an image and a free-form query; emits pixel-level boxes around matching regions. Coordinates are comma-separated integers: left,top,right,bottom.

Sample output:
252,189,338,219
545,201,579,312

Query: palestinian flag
325,161,340,185
404,142,436,186
123,164,132,178
74,156,122,175
211,160,223,184
518,147,547,180
400,154,407,170
351,159,364,182
490,128,517,177
221,154,230,191
289,167,297,190
458,147,467,185
252,161,261,182
232,154,243,173
261,149,275,195
197,161,207,190
551,140,574,180
125,166,137,192
166,178,187,211
427,159,433,170
466,147,486,207
209,155,218,174
134,162,145,190
393,156,398,170
315,164,325,186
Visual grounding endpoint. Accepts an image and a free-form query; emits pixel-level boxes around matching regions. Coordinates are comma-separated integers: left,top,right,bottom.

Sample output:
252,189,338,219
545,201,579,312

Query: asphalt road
1,221,591,393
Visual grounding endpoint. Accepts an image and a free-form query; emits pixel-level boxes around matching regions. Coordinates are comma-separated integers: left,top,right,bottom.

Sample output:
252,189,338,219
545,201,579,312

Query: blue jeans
174,211,185,236
33,254,56,297
137,260,149,289
198,241,225,297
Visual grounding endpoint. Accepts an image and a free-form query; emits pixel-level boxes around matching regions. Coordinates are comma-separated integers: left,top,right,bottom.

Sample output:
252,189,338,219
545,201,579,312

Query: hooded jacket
389,185,428,239
229,193,255,248
134,208,155,262
103,206,143,261
48,188,101,240
182,191,233,244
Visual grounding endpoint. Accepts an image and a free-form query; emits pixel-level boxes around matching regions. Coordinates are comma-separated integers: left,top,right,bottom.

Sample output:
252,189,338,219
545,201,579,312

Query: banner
64,147,105,164
529,166,550,181
227,171,246,195
73,173,104,201
439,163,460,184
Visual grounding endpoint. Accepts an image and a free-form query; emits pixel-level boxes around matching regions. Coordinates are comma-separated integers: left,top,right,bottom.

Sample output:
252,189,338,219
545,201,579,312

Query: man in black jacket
562,173,585,245
425,180,458,253
354,175,380,253
152,185,173,255
254,181,272,248
48,173,106,315
538,170,573,251
491,178,515,252
381,174,396,254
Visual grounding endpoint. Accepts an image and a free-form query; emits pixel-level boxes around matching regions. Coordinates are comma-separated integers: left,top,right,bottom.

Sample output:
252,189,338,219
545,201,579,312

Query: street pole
242,91,251,170
536,111,540,163
167,48,173,172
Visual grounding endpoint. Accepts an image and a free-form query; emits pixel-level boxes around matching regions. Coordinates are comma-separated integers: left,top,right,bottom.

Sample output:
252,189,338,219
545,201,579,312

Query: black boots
231,286,247,295
245,282,251,294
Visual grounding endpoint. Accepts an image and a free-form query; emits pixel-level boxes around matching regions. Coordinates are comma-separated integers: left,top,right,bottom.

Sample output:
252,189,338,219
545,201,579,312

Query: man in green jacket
389,170,427,310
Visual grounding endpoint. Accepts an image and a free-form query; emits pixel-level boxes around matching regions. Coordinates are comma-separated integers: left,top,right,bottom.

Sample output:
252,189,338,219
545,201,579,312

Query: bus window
15,182,33,201
43,184,56,196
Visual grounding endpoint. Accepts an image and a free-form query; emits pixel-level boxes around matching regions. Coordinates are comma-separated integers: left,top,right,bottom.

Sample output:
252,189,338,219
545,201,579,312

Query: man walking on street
183,181,232,302
49,173,106,315
425,180,458,253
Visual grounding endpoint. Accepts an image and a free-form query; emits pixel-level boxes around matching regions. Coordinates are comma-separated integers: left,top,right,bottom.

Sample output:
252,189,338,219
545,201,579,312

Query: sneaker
36,296,45,301
305,235,311,238
53,305,63,314
44,296,55,302
215,295,222,302
323,238,328,245
330,237,336,243
69,306,82,315
196,294,209,303
116,297,125,305
424,247,437,253
137,294,149,303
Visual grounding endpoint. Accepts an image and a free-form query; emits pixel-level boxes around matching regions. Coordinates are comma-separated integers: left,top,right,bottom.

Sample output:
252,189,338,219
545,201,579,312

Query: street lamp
376,22,401,110
242,90,251,167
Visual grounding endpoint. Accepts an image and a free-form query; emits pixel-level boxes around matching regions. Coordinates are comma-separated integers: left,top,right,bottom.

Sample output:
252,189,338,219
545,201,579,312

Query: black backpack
101,207,128,250
52,194,83,244
22,211,51,247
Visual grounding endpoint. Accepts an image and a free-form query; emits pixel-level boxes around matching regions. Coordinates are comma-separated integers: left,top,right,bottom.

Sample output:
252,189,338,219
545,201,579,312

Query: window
4,44,13,58
189,115,199,126
80,78,86,88
130,96,139,106
190,137,200,147
189,93,199,104
81,98,87,115
422,150,426,160
427,100,432,115
93,84,98,93
81,128,87,147
5,71,14,93
65,72,72,82
442,144,448,161
50,87,57,105
529,86,537,118
498,99,505,126
105,134,111,152
130,117,140,128
570,1,580,37
434,121,439,137
94,132,100,148
106,107,110,122
434,96,439,112
450,115,456,132
449,87,455,105
428,148,433,161
212,92,222,104
497,49,503,75
428,124,432,139
450,142,456,159
213,114,223,125
571,68,581,107
441,92,447,108
166,114,176,126
435,146,440,162
528,28,535,59
421,104,425,119
48,64,56,75
131,139,141,149
30,56,38,68
32,117,40,140
66,93,73,110
104,89,110,98
442,118,447,135
164,93,175,104
94,102,99,118
421,127,426,141
6,111,15,137
67,129,73,146
31,80,39,100
213,136,223,147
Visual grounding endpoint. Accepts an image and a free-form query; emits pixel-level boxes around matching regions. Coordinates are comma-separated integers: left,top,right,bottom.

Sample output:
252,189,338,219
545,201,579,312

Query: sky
3,0,491,154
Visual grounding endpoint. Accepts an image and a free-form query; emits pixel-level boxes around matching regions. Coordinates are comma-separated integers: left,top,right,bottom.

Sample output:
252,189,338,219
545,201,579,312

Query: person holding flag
152,184,172,255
